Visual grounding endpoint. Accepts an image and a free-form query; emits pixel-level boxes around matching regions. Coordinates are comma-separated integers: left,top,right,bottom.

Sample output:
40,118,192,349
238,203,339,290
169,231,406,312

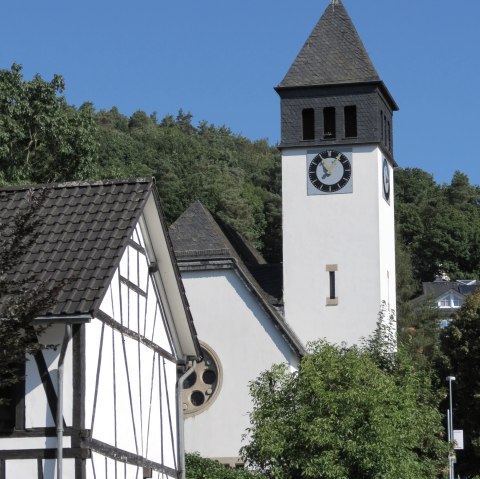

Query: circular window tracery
182,342,222,416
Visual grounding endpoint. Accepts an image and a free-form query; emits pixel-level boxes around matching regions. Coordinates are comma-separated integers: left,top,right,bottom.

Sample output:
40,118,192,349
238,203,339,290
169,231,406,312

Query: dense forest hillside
1,66,479,299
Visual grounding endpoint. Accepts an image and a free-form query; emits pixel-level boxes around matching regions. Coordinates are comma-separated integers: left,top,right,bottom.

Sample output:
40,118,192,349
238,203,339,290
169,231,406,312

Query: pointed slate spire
278,0,380,88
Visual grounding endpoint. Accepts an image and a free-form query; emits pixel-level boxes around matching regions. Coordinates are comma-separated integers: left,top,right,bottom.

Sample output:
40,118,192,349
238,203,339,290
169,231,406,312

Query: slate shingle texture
0,178,153,318
278,0,380,89
169,201,283,303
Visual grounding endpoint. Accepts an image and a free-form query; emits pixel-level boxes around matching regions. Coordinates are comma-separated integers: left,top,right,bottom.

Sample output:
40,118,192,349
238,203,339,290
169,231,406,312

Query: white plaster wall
85,322,178,466
378,158,397,317
87,452,175,479
41,459,76,479
282,145,395,346
25,323,73,428
0,436,71,450
87,226,178,470
182,269,298,459
87,454,141,479
161,358,178,469
4,458,75,479
99,240,173,354
5,459,37,478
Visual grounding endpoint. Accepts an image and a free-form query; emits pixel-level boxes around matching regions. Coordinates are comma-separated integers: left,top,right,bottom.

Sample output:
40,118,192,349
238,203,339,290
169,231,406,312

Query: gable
99,222,175,356
437,290,465,309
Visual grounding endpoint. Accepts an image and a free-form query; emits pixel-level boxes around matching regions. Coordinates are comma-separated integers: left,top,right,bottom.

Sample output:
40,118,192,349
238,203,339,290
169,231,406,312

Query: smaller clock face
382,158,390,202
308,150,352,194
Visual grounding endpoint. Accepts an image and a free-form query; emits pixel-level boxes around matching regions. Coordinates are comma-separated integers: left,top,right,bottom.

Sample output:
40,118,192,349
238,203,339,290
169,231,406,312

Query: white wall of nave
182,269,298,459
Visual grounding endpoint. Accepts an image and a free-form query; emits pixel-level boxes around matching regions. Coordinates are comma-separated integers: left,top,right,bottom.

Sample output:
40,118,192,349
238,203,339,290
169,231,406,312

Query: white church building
173,0,398,464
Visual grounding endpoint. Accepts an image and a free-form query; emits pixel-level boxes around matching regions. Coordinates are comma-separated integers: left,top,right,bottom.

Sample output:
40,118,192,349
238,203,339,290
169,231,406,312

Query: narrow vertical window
329,271,336,299
384,114,387,145
302,108,315,140
326,264,338,306
344,105,357,138
388,120,392,151
323,107,336,139
380,111,384,143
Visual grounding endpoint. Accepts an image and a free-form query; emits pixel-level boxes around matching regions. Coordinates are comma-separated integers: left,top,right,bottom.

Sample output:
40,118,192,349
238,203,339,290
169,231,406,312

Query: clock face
307,150,352,194
382,158,390,202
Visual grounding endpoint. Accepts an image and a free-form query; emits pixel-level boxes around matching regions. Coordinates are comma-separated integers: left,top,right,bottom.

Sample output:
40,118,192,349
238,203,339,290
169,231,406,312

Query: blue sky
1,0,479,186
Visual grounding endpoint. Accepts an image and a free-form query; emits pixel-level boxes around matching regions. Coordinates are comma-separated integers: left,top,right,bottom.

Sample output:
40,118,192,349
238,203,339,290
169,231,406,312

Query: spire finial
331,0,340,11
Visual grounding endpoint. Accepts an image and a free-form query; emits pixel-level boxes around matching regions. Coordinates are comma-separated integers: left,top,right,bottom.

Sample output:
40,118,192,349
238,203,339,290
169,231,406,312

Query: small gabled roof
0,178,201,360
410,280,480,308
278,1,380,89
169,200,266,264
170,201,305,357
169,201,232,259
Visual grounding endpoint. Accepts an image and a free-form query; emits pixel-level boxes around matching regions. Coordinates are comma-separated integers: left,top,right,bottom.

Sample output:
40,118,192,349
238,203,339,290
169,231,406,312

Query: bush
186,453,264,479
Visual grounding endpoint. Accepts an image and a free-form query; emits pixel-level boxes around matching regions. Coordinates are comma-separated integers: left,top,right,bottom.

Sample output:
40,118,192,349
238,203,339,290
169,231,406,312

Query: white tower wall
282,145,396,345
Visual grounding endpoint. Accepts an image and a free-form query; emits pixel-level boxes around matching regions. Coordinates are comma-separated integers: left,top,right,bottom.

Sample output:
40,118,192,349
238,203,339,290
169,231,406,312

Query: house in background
169,201,304,466
411,278,479,327
0,179,201,479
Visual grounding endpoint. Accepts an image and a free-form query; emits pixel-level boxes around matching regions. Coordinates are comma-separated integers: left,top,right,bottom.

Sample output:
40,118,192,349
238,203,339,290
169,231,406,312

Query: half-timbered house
0,179,201,479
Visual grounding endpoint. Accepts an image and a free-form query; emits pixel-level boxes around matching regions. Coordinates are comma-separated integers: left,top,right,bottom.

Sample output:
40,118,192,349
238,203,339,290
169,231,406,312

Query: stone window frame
182,341,223,417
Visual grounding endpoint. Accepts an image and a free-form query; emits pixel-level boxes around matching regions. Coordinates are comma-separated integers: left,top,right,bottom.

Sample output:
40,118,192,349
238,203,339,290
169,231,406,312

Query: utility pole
447,376,456,479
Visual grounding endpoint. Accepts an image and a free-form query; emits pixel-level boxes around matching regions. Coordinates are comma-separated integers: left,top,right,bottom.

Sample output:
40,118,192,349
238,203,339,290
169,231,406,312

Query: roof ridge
0,177,155,192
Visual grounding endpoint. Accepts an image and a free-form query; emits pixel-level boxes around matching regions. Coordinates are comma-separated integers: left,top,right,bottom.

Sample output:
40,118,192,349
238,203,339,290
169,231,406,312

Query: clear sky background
1,0,479,186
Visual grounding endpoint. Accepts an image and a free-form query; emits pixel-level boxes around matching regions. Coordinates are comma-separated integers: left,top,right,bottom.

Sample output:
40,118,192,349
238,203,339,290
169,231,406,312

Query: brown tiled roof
0,179,153,318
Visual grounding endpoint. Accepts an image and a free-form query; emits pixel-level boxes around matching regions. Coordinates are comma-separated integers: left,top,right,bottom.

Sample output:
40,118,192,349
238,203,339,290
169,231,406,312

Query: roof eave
34,314,93,324
148,187,202,361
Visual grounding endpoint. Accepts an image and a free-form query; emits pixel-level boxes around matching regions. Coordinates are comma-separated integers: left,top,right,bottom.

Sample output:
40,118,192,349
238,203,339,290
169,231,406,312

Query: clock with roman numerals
307,150,353,195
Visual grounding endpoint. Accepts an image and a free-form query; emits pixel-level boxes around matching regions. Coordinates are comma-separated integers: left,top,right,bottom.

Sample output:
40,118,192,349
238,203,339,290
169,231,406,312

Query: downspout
177,360,196,479
57,324,72,479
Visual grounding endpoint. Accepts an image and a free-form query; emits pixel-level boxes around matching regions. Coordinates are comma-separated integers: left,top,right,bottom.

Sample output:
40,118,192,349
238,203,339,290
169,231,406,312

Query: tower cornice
275,80,398,112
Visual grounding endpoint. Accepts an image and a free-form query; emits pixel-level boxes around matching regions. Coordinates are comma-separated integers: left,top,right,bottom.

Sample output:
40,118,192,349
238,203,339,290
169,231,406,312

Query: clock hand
320,157,331,177
325,157,339,176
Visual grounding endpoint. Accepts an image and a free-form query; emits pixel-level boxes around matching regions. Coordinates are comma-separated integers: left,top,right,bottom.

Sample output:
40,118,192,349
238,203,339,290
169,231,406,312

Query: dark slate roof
170,201,305,356
169,201,231,259
170,201,282,302
278,0,380,89
0,179,153,318
420,281,479,299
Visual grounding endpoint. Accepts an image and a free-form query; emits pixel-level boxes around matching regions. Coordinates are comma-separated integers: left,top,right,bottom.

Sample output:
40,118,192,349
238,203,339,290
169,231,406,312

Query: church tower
277,0,398,345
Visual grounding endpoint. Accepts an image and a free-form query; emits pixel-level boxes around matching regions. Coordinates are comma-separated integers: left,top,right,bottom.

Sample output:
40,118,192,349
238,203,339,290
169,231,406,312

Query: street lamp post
447,376,456,479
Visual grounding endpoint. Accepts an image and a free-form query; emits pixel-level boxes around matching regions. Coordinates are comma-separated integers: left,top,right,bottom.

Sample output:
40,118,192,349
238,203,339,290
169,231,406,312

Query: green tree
440,289,480,477
94,108,282,259
0,64,97,183
242,339,447,479
395,168,480,284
